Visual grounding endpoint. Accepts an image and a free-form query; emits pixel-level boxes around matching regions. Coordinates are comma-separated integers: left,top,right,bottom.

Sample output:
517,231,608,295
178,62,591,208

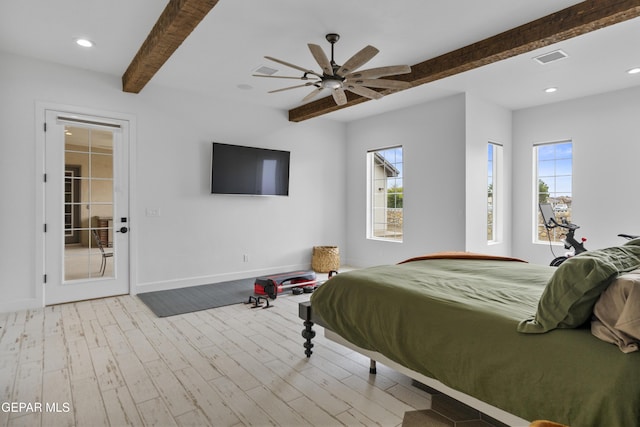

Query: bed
299,240,640,427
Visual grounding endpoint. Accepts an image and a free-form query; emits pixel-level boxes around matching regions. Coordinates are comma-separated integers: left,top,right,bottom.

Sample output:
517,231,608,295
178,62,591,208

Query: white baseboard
0,297,43,314
132,264,313,295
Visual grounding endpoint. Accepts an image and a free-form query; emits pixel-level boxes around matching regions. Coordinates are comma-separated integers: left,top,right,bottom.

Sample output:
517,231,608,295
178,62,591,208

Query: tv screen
211,142,290,196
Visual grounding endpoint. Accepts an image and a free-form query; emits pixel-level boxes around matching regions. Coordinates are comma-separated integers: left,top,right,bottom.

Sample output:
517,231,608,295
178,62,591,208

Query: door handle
116,227,128,233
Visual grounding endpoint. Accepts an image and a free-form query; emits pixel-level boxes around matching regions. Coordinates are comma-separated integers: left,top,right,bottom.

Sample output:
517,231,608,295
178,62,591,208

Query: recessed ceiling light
75,38,94,48
627,67,640,75
544,87,558,93
237,84,253,90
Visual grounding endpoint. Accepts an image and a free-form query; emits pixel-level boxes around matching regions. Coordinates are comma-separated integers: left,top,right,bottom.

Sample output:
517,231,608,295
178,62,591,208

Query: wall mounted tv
211,142,290,196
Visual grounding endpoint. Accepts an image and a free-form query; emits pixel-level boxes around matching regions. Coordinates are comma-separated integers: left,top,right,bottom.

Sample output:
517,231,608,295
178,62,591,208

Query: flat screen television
211,142,290,196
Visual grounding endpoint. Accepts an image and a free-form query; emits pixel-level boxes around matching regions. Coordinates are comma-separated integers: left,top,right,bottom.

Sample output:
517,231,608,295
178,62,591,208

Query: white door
44,110,130,305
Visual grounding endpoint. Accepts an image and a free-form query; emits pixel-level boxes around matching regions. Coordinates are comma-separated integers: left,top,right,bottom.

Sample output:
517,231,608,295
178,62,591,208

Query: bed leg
369,359,377,374
299,302,316,357
302,319,315,357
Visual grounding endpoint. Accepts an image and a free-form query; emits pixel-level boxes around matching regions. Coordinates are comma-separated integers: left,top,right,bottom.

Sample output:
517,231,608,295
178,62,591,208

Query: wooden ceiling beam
289,0,640,122
122,0,220,93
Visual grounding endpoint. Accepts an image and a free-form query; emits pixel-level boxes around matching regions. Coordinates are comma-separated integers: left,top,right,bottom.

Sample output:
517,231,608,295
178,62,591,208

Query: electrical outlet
145,208,161,217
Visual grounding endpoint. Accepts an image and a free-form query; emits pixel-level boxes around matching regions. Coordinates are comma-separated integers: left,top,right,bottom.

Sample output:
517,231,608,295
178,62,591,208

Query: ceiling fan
253,33,412,106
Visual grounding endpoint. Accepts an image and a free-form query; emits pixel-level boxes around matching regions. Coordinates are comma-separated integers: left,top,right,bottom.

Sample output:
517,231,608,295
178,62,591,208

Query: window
487,142,502,242
534,141,572,243
368,146,403,241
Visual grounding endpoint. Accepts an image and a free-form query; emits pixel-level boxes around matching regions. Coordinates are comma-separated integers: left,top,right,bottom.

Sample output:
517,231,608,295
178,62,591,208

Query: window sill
368,237,403,243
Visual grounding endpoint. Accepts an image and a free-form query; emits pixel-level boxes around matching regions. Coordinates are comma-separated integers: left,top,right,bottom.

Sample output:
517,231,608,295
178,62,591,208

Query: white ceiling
1,0,639,122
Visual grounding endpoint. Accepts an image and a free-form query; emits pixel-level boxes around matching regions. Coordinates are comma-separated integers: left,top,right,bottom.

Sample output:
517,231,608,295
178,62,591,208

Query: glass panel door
44,108,130,306
63,125,115,281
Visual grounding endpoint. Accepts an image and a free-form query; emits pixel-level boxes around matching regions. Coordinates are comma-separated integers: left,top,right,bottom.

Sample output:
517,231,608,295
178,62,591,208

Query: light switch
145,208,161,217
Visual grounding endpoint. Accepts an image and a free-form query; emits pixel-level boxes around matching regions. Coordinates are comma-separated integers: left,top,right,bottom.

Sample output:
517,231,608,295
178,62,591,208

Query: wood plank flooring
0,292,432,426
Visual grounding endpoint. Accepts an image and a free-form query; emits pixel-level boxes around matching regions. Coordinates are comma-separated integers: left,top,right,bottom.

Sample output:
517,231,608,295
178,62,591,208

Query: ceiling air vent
533,49,568,65
254,65,278,75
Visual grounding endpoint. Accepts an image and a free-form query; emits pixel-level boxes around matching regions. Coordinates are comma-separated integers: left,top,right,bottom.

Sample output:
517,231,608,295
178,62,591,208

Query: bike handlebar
547,217,580,231
618,233,640,240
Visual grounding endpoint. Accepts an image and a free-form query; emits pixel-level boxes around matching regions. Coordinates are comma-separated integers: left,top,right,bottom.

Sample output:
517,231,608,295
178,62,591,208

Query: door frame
35,101,137,306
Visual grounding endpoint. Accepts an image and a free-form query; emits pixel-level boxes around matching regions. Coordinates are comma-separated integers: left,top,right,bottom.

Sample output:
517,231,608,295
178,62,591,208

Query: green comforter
311,258,640,427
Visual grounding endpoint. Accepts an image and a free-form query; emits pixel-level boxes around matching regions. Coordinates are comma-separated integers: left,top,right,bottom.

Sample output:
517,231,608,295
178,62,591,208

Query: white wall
5,48,639,312
0,51,348,312
513,86,640,264
465,94,513,255
345,94,467,267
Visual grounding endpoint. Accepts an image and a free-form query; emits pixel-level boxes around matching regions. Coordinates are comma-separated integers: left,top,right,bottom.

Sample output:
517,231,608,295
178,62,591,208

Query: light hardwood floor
0,291,431,427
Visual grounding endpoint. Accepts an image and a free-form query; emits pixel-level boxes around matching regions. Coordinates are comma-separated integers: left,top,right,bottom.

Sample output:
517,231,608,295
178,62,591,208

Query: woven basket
312,246,340,273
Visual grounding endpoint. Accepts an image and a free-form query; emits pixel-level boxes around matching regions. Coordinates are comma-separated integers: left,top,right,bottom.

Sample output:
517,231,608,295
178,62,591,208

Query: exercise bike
539,203,640,266
539,203,587,266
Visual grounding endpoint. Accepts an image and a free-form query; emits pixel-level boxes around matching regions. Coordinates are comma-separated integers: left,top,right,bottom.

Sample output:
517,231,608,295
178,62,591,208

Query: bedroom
1,1,640,426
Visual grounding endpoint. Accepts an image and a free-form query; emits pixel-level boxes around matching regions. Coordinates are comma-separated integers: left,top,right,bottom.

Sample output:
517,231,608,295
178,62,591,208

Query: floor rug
137,278,255,317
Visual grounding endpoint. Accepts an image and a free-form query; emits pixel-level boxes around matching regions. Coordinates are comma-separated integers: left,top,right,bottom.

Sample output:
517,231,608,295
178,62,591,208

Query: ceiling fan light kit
254,33,411,106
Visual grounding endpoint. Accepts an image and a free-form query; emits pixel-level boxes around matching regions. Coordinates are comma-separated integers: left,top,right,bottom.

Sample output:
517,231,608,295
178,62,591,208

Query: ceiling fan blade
308,44,333,76
345,65,411,80
347,78,411,90
264,56,322,78
332,88,347,106
268,82,315,94
344,84,383,100
252,74,318,80
301,87,324,103
335,45,379,77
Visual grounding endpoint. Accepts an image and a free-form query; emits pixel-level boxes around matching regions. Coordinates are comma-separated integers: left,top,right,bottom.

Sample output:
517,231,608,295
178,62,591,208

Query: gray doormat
137,278,255,317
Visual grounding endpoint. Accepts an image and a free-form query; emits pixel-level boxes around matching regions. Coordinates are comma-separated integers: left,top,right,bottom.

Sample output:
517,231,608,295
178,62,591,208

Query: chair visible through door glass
92,229,113,276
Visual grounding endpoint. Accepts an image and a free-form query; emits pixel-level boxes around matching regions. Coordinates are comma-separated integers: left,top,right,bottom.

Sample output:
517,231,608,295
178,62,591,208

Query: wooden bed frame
298,301,530,426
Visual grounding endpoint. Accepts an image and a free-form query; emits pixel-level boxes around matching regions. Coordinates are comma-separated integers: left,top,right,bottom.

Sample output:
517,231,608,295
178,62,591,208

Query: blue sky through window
487,144,494,179
378,147,403,182
537,142,572,196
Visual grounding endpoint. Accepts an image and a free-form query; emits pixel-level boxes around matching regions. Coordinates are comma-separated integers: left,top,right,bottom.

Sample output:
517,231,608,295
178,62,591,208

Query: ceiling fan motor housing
321,78,343,90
